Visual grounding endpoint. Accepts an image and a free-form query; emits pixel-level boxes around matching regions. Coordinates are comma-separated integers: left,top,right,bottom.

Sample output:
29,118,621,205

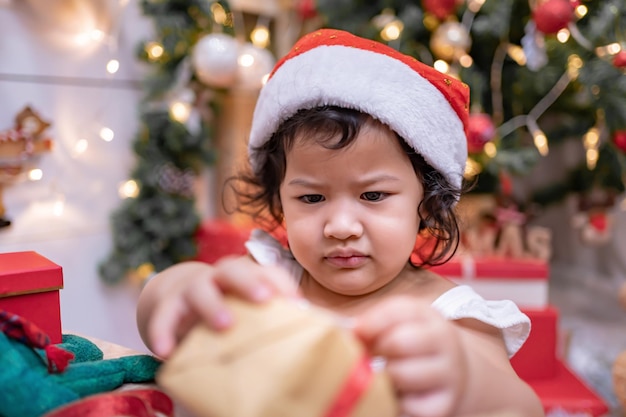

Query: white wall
0,0,156,352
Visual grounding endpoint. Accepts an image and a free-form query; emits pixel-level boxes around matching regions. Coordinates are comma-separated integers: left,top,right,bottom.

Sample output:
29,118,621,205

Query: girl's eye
362,191,386,201
300,194,324,204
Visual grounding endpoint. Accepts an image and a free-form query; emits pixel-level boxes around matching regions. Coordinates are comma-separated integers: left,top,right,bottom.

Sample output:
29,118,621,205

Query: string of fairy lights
0,0,137,229
1,0,278,231
115,1,277,201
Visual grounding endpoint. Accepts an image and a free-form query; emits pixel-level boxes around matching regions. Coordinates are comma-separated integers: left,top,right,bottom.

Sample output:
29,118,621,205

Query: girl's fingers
148,258,299,358
213,257,300,301
385,356,448,393
353,296,443,347
397,391,456,417
148,274,233,358
371,322,441,358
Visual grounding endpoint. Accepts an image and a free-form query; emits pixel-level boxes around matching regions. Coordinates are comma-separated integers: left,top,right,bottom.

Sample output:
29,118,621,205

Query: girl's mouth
325,255,368,268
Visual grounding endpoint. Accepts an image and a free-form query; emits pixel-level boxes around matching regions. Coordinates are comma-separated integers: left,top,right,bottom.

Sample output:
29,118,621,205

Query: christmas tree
100,0,280,284
99,0,232,284
314,0,626,208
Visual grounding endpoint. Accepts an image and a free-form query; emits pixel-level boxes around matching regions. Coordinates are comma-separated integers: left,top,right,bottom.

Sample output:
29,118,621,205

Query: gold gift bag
157,298,398,417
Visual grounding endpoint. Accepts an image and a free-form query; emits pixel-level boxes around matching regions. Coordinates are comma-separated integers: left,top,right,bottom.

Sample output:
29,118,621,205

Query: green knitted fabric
0,332,161,417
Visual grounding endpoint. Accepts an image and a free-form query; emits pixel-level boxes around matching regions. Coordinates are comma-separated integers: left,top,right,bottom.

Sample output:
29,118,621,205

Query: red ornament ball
467,113,496,153
613,51,626,69
297,0,317,20
613,130,626,152
533,0,575,34
422,0,458,20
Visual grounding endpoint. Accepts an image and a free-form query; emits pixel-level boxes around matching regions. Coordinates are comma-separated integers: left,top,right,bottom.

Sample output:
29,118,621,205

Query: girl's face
279,119,423,299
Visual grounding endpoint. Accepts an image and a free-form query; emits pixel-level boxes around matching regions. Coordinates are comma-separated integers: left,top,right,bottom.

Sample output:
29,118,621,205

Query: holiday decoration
613,130,626,152
192,33,239,88
571,190,616,246
422,0,459,20
467,113,496,153
297,0,318,21
532,0,575,35
315,0,626,212
101,0,288,284
429,21,471,62
100,1,230,284
613,50,626,69
0,106,53,228
235,42,276,90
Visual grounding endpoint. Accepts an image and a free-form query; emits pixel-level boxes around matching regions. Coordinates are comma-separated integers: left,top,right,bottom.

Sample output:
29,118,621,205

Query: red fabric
0,309,74,373
268,29,470,139
42,389,174,417
45,345,75,373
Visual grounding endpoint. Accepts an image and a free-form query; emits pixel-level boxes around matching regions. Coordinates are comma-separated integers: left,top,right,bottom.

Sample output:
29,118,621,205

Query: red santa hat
248,29,470,189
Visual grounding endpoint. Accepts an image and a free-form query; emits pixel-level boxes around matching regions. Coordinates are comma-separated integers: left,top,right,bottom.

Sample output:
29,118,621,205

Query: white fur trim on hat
248,31,468,189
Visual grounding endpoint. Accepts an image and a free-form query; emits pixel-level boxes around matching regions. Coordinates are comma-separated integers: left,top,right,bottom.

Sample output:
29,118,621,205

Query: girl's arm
136,257,298,358
453,318,544,417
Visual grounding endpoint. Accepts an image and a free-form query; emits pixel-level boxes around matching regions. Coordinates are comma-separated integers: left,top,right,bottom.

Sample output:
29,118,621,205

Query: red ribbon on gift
324,354,374,417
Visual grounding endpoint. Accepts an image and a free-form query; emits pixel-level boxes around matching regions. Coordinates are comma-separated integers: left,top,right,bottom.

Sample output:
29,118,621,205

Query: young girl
137,29,544,417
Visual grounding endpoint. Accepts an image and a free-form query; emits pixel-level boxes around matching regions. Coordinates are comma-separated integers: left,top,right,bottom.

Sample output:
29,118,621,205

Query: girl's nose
323,202,364,240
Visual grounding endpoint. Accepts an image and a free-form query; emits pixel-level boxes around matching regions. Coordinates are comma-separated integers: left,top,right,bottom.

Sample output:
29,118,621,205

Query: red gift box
511,306,609,416
429,256,549,308
195,220,251,264
511,306,558,380
0,251,64,343
528,360,609,417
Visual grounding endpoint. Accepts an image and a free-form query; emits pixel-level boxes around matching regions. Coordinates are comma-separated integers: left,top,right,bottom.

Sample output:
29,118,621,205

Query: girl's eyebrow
287,174,401,187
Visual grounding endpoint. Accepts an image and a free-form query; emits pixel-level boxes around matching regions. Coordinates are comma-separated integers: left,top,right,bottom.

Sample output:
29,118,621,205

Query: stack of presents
427,196,610,416
430,256,609,416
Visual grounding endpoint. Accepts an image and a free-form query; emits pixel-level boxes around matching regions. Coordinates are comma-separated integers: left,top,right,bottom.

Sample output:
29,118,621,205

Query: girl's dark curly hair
226,105,465,267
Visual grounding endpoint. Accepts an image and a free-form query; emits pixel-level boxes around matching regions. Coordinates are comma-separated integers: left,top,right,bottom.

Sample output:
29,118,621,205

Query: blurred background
0,0,625,415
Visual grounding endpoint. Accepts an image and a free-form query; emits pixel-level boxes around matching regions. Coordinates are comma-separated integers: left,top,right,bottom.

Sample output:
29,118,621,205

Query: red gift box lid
430,256,549,280
0,251,63,296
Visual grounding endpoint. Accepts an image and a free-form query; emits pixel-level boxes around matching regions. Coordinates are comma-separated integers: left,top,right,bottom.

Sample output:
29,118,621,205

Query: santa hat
248,29,470,189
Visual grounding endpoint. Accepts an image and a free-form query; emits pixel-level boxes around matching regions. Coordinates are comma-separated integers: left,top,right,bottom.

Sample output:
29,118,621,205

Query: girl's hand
138,257,299,358
353,296,468,417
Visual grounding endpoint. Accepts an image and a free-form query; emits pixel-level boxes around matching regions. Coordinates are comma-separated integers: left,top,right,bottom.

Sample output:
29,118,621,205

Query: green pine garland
99,0,232,284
